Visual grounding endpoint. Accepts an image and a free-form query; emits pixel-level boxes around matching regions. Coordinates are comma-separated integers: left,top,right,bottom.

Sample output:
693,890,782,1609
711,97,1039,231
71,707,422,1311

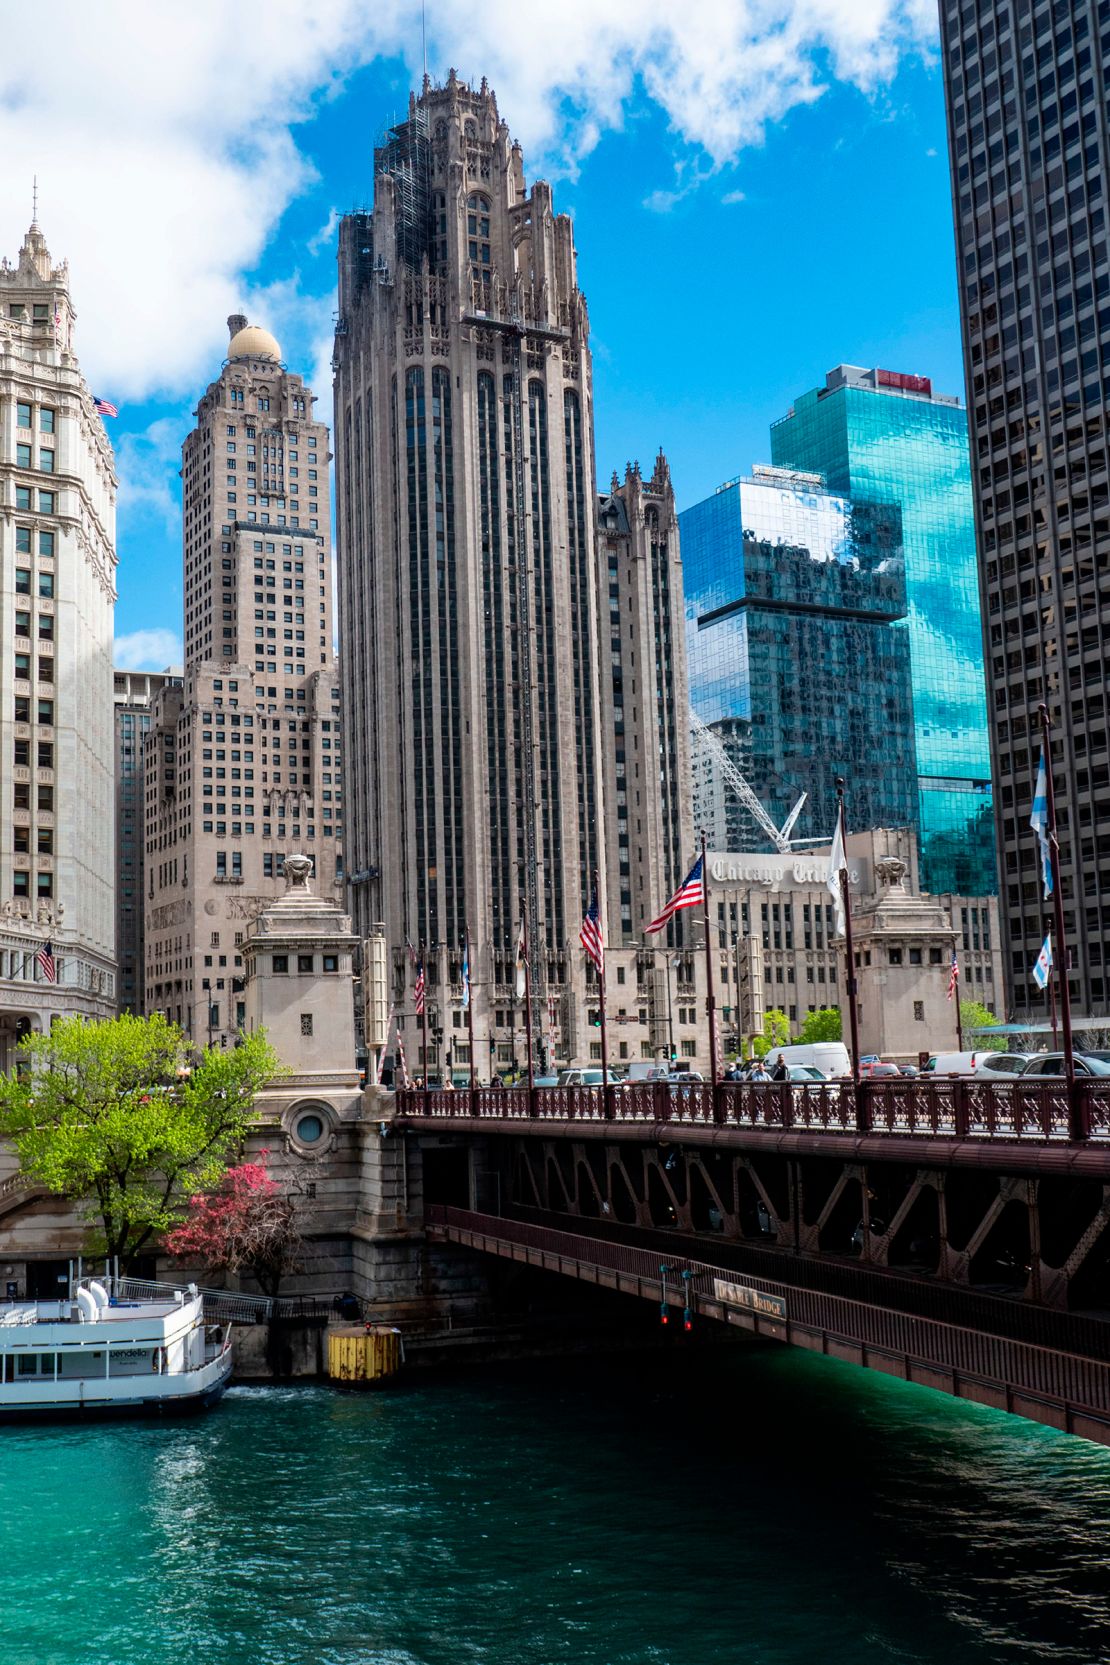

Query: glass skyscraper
770,365,995,898
681,467,917,851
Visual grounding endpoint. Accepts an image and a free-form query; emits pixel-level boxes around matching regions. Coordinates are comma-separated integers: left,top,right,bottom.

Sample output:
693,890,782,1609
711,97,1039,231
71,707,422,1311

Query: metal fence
114,1276,336,1325
397,1077,1110,1144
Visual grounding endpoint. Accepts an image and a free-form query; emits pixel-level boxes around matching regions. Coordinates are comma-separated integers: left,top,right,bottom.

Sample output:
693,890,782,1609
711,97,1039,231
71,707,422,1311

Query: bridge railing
397,1077,1108,1144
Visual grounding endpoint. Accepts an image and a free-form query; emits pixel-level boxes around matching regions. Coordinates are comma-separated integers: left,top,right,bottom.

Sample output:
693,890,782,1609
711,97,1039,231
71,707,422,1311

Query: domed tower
142,315,343,1050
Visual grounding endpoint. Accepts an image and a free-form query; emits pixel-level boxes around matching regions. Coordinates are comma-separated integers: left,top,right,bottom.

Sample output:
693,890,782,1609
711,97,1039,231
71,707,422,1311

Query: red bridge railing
395,1078,1110,1145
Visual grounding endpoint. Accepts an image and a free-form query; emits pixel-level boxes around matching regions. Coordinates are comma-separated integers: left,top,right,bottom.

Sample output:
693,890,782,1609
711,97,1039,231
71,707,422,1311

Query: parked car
976,1052,1033,1076
781,1063,828,1082
860,1061,901,1078
667,1068,704,1083
897,1063,919,1077
1019,1053,1110,1077
532,1075,560,1087
556,1068,624,1087
624,1061,671,1083
927,1050,1029,1076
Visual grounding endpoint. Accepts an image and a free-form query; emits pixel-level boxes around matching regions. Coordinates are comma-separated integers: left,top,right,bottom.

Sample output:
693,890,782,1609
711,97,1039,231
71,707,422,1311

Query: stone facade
142,318,343,1046
0,221,117,1064
334,74,609,1078
114,668,180,1013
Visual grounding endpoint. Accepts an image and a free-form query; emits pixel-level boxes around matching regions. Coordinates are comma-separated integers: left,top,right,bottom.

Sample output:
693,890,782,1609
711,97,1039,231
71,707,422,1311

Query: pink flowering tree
165,1153,304,1297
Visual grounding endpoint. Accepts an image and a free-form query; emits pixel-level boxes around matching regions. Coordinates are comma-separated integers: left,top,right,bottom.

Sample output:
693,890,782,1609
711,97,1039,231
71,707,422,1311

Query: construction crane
689,710,807,855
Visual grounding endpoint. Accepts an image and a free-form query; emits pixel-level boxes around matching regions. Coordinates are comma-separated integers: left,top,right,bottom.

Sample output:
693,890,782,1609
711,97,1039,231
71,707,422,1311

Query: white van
927,1050,1024,1076
763,1042,851,1079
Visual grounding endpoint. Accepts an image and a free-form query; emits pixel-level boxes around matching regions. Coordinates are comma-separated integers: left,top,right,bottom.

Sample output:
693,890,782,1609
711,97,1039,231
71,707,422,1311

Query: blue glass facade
770,367,995,896
681,473,918,849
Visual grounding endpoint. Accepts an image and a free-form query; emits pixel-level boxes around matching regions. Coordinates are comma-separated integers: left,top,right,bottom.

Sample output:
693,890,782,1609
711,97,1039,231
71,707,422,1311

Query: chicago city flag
1032,933,1053,991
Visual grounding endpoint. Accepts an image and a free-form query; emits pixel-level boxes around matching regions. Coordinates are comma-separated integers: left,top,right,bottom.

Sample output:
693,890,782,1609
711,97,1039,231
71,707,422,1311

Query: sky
0,0,961,673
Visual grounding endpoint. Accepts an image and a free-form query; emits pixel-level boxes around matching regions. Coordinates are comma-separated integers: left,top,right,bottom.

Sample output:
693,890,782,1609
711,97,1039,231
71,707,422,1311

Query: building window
297,954,313,974
322,954,338,974
889,948,903,966
272,955,288,974
300,1013,313,1037
913,1001,925,1022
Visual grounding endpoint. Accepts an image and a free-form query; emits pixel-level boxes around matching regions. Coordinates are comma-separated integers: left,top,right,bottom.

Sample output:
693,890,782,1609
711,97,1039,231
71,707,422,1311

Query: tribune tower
334,74,608,1072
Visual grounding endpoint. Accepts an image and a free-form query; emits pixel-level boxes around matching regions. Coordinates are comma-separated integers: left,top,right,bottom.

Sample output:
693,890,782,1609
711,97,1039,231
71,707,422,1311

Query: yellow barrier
327,1324,403,1386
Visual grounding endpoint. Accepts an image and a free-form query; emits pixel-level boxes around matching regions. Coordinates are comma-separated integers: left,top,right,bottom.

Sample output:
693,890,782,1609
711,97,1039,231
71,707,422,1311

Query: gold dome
228,323,282,363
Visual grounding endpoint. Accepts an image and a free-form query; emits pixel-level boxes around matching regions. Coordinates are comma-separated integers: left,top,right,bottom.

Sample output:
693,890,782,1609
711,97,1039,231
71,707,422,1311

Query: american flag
93,396,119,418
645,855,705,936
947,952,959,1001
579,888,604,976
414,959,425,1016
36,941,56,984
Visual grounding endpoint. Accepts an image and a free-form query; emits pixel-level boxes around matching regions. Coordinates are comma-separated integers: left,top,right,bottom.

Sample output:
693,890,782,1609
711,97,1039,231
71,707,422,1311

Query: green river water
2,1342,1108,1664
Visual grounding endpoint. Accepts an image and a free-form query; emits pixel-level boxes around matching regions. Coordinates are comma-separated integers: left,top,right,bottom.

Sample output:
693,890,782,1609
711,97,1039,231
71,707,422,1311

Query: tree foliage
165,1153,304,1297
0,1015,282,1266
960,999,1006,1052
752,1007,790,1058
798,1006,842,1044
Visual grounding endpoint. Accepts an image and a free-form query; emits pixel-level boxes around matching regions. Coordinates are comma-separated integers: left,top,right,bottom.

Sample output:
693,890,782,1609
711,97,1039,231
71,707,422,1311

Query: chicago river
3,1343,1107,1664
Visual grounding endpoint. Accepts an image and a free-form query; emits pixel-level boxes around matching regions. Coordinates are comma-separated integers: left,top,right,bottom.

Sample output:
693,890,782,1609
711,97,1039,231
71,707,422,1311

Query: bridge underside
416,1125,1110,1445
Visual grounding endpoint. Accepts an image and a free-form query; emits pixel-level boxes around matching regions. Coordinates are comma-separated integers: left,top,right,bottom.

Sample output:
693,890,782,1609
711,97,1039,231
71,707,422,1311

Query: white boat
0,1276,232,1419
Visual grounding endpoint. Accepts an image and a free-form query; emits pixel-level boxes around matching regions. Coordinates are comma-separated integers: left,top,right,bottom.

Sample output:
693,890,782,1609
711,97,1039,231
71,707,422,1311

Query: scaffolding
374,101,431,272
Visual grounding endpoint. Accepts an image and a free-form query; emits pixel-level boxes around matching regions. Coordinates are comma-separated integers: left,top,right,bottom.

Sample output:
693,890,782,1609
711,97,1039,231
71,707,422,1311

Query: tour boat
0,1276,233,1419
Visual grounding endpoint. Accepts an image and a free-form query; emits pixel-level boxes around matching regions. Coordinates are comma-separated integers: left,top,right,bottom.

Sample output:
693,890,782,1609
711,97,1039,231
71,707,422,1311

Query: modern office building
0,219,117,1061
938,0,1110,1015
771,364,995,899
142,317,342,1046
334,74,611,1073
681,465,918,852
114,668,180,1013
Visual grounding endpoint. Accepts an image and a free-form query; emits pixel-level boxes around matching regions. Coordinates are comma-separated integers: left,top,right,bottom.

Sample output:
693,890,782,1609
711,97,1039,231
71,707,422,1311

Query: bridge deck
397,1080,1110,1169
428,1205,1110,1446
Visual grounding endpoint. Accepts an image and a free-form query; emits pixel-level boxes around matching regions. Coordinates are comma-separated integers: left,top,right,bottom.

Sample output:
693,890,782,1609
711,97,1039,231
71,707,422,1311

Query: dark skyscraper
939,0,1110,1016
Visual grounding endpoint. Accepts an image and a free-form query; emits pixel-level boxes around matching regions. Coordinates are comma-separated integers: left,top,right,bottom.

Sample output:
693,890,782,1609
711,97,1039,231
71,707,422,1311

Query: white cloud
0,1,936,403
114,628,183,672
721,189,747,205
307,207,341,259
114,415,185,531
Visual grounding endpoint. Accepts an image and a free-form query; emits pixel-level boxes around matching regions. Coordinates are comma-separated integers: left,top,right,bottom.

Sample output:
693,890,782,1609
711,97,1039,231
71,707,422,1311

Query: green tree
798,1006,842,1044
960,999,1005,1052
753,1007,789,1058
0,1014,282,1267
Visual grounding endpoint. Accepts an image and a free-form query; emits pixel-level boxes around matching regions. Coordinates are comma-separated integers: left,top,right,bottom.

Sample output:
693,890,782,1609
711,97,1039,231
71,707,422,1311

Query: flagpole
465,924,477,1100
522,898,535,1097
419,940,429,1106
594,870,611,1114
955,973,964,1051
701,830,720,1090
1049,967,1058,1049
835,779,862,1087
1038,704,1076,1116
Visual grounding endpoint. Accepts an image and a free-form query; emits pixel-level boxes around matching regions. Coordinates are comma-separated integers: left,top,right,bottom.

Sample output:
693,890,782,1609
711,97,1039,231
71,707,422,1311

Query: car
532,1075,560,1087
556,1068,624,1087
897,1063,919,1077
975,1052,1033,1076
860,1061,901,1078
779,1063,828,1082
1019,1052,1110,1077
666,1068,704,1084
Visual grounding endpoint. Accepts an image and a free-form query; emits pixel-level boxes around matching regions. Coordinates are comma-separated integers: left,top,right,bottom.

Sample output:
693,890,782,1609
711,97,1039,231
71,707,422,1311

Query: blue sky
1,3,957,670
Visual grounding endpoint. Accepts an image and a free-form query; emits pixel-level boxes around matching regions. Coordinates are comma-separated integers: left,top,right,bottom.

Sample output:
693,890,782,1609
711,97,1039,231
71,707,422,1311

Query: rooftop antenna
421,0,427,79
31,175,38,227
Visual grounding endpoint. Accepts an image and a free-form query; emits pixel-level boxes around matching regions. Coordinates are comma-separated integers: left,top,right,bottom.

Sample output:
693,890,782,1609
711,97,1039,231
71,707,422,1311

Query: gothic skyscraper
334,74,609,1072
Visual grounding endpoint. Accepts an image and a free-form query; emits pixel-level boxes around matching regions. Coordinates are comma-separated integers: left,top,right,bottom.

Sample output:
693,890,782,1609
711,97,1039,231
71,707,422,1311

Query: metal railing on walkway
397,1077,1110,1145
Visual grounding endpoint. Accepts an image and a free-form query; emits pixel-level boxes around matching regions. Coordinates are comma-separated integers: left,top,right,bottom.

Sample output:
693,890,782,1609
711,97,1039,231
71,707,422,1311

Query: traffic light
590,1010,601,1027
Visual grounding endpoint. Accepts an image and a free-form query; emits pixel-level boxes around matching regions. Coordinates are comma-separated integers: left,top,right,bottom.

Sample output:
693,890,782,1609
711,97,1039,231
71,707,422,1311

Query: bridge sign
713,1278,788,1321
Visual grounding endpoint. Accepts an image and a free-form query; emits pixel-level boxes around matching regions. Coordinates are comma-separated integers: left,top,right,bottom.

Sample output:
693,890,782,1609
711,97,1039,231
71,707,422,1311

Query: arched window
467,193,491,280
